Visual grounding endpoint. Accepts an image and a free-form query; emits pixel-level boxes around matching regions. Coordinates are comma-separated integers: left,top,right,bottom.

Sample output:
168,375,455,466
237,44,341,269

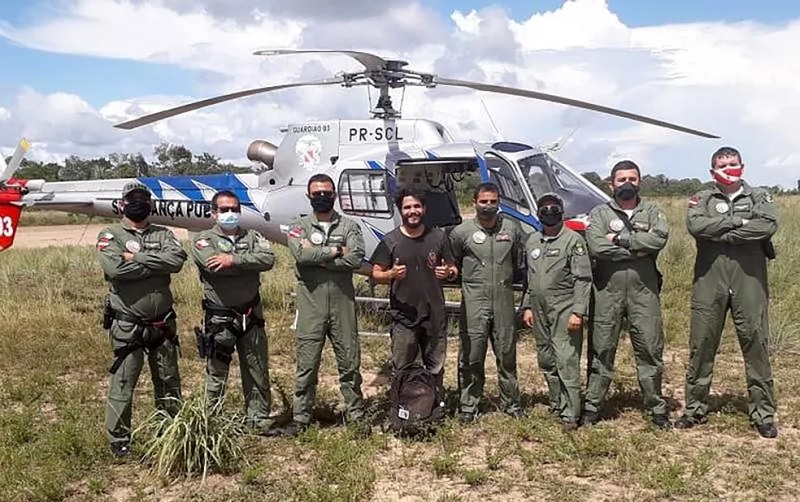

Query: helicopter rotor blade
435,77,719,139
253,49,388,73
113,76,345,130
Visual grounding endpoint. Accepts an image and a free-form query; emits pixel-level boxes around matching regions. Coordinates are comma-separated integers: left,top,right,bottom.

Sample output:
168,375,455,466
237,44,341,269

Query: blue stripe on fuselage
137,174,254,206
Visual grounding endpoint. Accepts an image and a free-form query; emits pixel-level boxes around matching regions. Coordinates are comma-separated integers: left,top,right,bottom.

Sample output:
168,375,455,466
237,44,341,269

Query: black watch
335,245,343,258
612,234,620,246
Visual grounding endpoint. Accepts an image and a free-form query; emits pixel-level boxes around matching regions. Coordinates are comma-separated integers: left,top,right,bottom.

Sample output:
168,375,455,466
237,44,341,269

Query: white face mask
216,211,240,230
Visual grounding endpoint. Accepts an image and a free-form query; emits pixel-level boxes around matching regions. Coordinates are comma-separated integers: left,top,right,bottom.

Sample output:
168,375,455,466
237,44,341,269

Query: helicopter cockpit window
484,153,531,215
337,169,393,218
519,153,608,216
517,155,552,201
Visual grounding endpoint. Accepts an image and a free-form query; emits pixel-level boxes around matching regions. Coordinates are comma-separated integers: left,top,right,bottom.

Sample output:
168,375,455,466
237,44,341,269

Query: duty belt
108,308,178,374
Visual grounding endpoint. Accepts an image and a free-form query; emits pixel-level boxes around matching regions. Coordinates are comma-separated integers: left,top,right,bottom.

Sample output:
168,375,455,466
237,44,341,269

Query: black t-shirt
370,226,454,328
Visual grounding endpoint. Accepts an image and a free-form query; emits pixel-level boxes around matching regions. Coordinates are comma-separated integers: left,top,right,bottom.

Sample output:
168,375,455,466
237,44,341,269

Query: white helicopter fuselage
17,118,610,262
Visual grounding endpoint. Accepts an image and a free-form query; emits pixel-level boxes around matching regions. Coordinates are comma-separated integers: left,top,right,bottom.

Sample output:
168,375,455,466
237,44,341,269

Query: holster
762,239,777,260
198,295,264,364
108,308,178,374
102,297,114,330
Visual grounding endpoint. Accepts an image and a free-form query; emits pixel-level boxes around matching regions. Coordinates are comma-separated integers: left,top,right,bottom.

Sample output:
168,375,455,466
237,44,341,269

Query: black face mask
310,194,335,213
614,182,639,201
123,199,152,223
476,204,499,218
538,207,562,227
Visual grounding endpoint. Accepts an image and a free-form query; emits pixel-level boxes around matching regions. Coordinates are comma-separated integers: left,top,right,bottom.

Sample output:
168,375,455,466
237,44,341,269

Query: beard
402,213,422,228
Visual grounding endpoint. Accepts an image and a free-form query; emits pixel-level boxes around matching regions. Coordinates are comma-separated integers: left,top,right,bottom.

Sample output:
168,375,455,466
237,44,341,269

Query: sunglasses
538,205,562,214
216,206,241,213
311,190,334,198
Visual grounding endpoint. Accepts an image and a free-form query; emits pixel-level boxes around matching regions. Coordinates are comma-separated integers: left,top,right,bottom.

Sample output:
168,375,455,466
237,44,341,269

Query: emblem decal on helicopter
472,231,486,244
715,202,730,214
310,232,324,245
296,134,322,170
609,219,624,232
125,240,141,253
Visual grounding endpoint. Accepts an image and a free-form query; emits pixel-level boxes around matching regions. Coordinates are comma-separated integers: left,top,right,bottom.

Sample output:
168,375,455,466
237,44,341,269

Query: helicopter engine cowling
247,140,278,168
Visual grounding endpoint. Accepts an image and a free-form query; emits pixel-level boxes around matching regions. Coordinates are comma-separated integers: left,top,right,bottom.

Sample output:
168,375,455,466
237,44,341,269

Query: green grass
1,196,799,501
18,209,116,226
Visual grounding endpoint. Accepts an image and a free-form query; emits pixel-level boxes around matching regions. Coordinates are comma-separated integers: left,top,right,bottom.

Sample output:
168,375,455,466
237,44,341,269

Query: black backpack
388,364,444,437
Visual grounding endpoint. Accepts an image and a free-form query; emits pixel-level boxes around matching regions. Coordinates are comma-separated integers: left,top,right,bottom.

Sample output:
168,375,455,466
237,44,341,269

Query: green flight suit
523,225,592,421
450,216,526,415
287,212,366,425
585,199,669,416
96,222,187,447
192,225,276,429
683,182,778,425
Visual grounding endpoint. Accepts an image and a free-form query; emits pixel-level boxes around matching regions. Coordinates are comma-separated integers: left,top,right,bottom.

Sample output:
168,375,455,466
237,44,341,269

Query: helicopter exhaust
247,140,278,168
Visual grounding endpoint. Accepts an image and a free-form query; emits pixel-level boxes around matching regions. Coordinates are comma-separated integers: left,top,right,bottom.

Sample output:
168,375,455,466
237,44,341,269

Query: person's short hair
211,190,240,211
395,187,426,212
610,160,641,180
711,146,742,167
307,173,335,193
473,182,500,200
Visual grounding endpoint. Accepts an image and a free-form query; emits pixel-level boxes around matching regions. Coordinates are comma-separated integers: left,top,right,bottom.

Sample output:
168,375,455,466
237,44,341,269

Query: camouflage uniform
192,224,276,430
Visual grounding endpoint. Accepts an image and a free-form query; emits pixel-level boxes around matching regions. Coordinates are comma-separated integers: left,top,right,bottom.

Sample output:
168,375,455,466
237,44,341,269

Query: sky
1,0,800,187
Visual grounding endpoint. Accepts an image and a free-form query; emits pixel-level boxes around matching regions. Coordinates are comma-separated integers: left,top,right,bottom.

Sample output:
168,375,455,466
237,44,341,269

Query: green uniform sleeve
327,221,366,271
628,206,669,253
586,208,632,261
233,232,276,271
132,229,187,273
449,225,466,268
569,238,592,316
287,221,335,265
521,239,533,310
96,229,152,281
721,191,778,243
191,233,217,271
687,193,742,239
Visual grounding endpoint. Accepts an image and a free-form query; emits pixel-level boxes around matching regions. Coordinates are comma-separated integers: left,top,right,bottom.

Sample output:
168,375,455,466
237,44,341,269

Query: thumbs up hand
434,257,449,280
391,257,407,280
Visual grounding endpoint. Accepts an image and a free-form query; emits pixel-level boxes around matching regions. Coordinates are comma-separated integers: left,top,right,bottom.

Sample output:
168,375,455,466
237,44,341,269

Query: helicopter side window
337,169,393,218
484,153,531,215
518,155,552,201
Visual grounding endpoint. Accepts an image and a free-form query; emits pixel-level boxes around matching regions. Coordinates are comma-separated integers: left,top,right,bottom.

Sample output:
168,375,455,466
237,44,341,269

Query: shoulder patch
687,195,700,208
194,238,211,250
574,242,586,256
288,226,303,238
763,192,775,204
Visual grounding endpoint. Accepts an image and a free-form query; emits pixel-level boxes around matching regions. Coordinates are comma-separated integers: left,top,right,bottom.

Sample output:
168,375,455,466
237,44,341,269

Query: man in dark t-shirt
370,188,458,399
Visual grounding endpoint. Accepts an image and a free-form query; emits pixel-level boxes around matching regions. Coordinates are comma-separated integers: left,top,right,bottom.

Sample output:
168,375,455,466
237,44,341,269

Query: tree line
5,142,797,197
9,143,251,182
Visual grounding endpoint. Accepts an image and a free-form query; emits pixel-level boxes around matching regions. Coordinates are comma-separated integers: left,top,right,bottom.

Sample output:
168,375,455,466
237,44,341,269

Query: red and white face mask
711,159,743,186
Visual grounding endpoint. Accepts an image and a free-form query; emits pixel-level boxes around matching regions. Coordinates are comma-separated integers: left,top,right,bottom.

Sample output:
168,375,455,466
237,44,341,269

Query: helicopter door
472,142,540,230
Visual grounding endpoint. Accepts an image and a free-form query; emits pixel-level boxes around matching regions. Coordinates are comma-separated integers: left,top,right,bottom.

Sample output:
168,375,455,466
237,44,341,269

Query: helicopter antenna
541,126,579,153
480,99,503,141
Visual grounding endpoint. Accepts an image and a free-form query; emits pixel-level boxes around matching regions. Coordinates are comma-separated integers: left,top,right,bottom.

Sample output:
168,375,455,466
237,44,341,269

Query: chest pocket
732,200,753,217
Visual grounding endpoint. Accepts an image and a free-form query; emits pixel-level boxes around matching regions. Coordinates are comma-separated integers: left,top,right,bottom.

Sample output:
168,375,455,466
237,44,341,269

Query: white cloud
0,0,799,188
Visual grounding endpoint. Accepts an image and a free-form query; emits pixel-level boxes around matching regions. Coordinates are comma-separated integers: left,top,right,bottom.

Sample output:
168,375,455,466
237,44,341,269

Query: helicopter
0,49,718,267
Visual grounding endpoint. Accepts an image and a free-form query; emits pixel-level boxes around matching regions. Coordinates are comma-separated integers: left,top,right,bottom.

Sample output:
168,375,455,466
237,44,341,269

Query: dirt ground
12,224,190,249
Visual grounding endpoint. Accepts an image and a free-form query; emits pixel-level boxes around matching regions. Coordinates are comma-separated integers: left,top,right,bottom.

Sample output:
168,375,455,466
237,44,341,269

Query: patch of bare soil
13,224,189,249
